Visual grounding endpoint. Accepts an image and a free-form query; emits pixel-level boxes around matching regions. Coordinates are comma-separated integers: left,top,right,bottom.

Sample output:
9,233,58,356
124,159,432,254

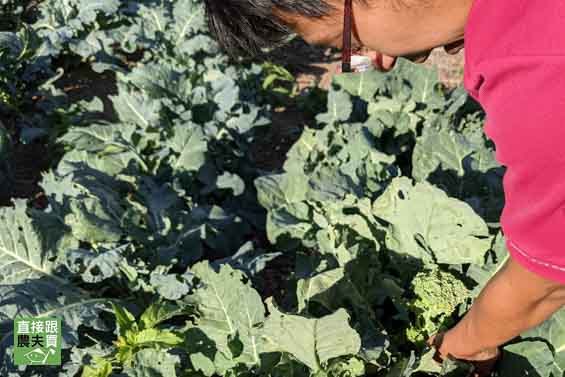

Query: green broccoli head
406,267,469,345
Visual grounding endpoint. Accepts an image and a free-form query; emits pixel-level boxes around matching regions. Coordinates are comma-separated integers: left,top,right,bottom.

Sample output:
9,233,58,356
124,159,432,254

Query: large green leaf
171,0,207,46
0,200,59,284
58,123,136,154
260,297,362,372
186,261,265,368
498,341,553,377
466,231,509,296
372,177,491,264
0,201,108,360
333,70,386,102
522,309,565,376
413,126,476,181
256,173,309,210
64,196,123,244
139,302,186,330
383,58,444,109
122,348,180,377
58,149,141,178
316,89,353,125
111,87,163,129
169,122,208,173
412,124,504,222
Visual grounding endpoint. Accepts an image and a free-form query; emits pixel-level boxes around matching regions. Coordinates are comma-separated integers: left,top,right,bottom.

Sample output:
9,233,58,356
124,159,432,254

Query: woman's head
204,0,470,69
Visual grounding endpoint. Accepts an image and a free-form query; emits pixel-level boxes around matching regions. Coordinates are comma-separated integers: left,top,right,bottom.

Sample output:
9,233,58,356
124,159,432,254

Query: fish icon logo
24,348,56,365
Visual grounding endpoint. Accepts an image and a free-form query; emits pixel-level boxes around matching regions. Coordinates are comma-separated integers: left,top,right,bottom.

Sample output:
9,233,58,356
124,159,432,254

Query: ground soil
0,64,117,207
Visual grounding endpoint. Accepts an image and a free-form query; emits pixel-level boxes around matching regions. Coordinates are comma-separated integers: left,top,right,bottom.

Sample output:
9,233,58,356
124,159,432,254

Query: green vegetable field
0,1,563,376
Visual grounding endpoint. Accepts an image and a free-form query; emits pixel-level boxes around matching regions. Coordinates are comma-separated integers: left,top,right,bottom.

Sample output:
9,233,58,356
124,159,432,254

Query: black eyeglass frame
341,0,353,73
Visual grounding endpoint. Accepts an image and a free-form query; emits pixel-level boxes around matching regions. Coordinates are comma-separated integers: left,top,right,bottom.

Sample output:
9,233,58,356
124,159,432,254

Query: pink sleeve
477,56,565,283
463,0,565,282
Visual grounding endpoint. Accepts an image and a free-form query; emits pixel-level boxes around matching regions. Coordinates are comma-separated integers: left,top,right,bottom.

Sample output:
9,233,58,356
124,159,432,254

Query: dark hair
204,0,335,57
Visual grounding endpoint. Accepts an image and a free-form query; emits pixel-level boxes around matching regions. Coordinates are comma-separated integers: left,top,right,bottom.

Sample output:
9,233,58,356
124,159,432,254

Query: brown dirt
0,64,118,207
254,252,297,308
0,114,50,207
56,63,119,122
423,48,465,88
0,142,50,208
250,106,306,172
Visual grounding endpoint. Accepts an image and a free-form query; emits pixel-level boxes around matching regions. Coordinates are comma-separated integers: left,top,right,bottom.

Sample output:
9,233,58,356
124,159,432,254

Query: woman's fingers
428,332,501,377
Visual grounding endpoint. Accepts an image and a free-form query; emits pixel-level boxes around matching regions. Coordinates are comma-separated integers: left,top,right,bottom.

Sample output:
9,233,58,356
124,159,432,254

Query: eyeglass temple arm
341,0,353,73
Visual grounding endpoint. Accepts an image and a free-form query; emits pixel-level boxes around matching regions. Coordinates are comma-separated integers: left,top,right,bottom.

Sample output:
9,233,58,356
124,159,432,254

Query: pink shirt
464,0,565,282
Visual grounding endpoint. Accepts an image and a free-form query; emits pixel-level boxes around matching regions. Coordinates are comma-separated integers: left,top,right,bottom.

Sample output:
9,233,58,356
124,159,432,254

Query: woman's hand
425,257,565,377
427,332,501,377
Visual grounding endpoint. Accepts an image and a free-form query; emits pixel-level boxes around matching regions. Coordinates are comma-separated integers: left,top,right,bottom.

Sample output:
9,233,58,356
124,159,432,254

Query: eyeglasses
341,0,353,73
